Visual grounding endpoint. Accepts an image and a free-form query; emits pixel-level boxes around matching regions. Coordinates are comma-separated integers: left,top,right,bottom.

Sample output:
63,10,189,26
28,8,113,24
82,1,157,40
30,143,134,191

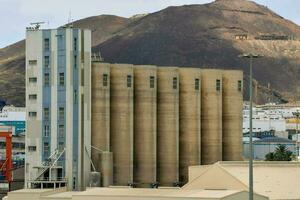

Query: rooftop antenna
68,10,74,28
30,22,45,30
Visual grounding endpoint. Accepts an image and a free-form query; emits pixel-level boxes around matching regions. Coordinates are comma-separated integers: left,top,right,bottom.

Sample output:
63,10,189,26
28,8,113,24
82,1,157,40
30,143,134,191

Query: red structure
0,127,12,183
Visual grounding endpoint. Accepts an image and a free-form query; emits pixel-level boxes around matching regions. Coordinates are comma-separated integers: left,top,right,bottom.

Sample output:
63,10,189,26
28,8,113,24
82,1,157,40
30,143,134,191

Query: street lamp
239,53,263,200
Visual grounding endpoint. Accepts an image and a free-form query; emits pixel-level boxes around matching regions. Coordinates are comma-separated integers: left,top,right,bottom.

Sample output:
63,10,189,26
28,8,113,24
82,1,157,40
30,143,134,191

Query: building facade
25,27,91,191
91,62,243,187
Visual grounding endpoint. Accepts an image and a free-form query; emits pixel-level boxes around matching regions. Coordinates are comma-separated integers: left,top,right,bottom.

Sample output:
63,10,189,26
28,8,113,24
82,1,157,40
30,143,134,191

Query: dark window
58,142,64,152
103,74,108,87
73,38,77,51
28,60,37,65
173,77,178,89
216,79,221,91
74,90,77,103
59,107,64,120
44,142,50,157
44,73,50,86
195,78,200,90
59,73,64,86
44,56,50,67
28,146,36,152
127,75,132,88
44,125,50,137
74,55,77,69
150,76,155,88
44,38,50,51
29,94,37,100
28,112,37,117
59,125,64,138
44,108,49,121
29,77,37,83
238,80,242,92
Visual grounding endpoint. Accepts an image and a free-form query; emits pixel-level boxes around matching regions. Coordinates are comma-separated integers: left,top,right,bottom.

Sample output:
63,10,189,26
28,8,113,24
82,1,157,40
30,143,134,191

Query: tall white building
25,26,91,191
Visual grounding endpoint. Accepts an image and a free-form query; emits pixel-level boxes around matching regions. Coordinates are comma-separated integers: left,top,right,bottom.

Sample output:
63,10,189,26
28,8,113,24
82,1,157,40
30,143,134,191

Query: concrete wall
179,68,201,184
110,64,134,186
201,69,223,165
133,65,157,187
157,67,179,186
222,71,243,161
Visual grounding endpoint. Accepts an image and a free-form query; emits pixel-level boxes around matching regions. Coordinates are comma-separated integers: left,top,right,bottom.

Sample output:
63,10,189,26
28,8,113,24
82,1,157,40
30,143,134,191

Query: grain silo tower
157,67,179,187
222,70,243,161
91,62,113,187
91,62,110,154
133,65,157,187
179,68,201,184
201,69,223,165
110,64,134,186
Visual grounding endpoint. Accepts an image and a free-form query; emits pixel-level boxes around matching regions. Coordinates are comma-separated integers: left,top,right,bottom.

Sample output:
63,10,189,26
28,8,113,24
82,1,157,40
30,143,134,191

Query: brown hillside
1,0,300,105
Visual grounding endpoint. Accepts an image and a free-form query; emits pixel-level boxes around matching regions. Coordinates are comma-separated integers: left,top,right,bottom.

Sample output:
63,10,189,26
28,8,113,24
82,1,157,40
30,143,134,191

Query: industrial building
91,62,243,187
8,161,284,200
25,26,243,191
25,27,91,190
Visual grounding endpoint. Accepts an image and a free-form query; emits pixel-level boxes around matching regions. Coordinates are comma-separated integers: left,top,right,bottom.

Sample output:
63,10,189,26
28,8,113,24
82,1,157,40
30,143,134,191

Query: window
150,76,155,88
28,146,36,152
59,107,64,120
195,78,200,90
74,89,77,103
74,55,77,69
238,80,242,92
59,125,64,138
127,75,132,88
28,112,37,117
29,94,37,100
58,142,64,152
44,38,50,51
44,73,50,86
29,77,37,83
44,56,50,67
73,38,77,51
59,73,64,86
216,79,221,91
44,142,50,157
28,60,37,65
44,125,50,137
103,74,108,87
173,77,178,90
44,108,50,121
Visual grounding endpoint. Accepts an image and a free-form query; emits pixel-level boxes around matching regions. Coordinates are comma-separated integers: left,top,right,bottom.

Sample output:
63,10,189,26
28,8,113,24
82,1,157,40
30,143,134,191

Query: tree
265,144,294,161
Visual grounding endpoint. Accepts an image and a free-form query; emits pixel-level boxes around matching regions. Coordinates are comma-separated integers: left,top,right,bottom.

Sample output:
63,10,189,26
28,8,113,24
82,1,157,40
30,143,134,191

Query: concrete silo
222,70,243,161
179,68,201,184
110,64,134,186
133,65,157,187
157,67,179,187
91,62,113,186
201,69,223,165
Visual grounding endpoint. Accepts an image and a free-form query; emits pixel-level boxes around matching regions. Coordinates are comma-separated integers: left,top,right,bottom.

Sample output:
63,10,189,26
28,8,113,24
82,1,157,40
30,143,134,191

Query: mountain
1,0,300,106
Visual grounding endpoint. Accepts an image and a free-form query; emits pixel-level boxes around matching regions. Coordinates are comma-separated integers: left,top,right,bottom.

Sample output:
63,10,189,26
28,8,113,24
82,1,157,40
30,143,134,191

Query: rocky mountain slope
1,0,300,106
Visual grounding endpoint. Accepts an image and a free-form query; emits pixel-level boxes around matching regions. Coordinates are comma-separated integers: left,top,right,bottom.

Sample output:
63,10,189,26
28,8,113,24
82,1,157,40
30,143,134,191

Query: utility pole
239,53,263,200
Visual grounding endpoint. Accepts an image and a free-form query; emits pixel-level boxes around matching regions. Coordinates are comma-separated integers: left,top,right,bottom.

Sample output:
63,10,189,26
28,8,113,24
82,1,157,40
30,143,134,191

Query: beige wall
90,63,243,188
179,68,201,184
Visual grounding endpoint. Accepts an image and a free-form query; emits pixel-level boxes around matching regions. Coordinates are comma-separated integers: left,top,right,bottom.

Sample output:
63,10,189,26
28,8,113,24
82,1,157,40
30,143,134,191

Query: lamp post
239,53,263,200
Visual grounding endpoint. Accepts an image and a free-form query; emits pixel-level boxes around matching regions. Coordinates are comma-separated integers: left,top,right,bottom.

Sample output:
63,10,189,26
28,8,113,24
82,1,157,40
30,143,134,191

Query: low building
6,161,273,200
243,136,296,160
188,161,300,200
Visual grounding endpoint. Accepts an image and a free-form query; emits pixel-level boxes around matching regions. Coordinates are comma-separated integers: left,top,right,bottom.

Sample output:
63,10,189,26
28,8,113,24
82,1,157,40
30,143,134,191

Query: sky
0,0,299,48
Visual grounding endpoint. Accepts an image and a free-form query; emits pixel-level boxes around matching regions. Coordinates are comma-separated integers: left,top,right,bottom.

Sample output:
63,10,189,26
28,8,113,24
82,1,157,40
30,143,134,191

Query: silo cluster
91,62,243,187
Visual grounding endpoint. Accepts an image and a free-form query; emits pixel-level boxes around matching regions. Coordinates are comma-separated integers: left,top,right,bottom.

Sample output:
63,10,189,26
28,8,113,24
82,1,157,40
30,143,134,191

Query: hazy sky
0,0,299,48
